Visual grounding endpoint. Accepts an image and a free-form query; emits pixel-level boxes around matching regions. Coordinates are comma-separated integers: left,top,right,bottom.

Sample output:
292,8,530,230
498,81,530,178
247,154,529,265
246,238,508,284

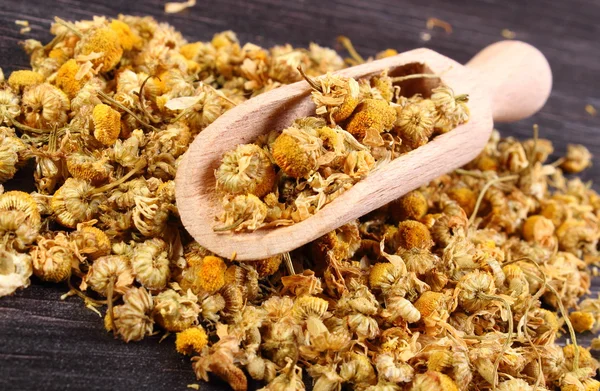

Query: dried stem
283,252,295,275
390,73,441,83
337,35,365,65
90,157,147,194
106,276,117,337
66,278,108,305
527,124,539,167
506,257,547,391
297,66,322,92
138,75,162,124
9,116,53,135
469,175,519,225
54,17,83,38
512,257,581,371
98,90,160,132
213,217,246,232
479,293,513,391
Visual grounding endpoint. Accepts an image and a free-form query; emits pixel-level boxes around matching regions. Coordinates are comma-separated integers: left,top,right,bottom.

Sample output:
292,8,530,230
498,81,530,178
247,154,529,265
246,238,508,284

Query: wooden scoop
175,40,552,260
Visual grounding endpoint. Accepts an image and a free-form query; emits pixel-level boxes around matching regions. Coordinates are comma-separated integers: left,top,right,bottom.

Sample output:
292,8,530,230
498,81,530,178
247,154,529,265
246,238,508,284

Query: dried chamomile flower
107,178,151,210
346,99,397,140
192,333,248,391
92,103,121,146
394,220,433,251
431,212,468,248
344,149,376,179
131,237,170,290
523,137,554,164
198,255,227,294
307,42,345,74
66,153,113,182
84,255,134,296
112,286,154,342
369,262,405,293
337,282,379,317
562,344,599,371
215,144,276,197
497,378,535,391
200,293,226,323
339,351,377,387
368,71,394,102
374,353,414,383
385,296,421,323
575,297,600,333
109,19,141,51
271,125,322,179
245,351,277,383
409,370,458,391
0,136,26,183
522,215,555,246
219,287,246,322
0,89,21,124
258,359,304,391
76,27,123,72
346,311,380,340
569,311,595,333
430,86,469,133
455,270,495,312
525,308,560,345
307,363,344,390
55,59,90,98
555,219,597,255
132,194,171,237
291,295,330,338
414,291,447,318
390,190,428,221
427,350,452,372
394,102,435,148
176,326,208,356
0,191,41,248
110,129,144,168
540,199,569,228
178,250,206,293
280,270,323,297
310,74,360,123
375,49,398,59
153,289,200,332
312,221,361,262
224,264,259,301
165,87,226,131
498,137,529,173
8,70,44,91
253,254,282,277
447,187,477,217
21,83,70,129
216,194,268,232
50,178,105,228
0,249,32,297
561,144,593,173
31,233,76,282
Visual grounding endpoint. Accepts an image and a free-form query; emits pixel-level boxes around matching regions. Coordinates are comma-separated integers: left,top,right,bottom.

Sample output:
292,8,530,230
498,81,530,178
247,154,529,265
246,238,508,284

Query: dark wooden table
1,0,599,390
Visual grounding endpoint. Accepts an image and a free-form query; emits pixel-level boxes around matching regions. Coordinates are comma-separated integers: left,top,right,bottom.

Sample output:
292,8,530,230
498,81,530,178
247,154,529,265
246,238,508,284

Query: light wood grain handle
466,40,552,122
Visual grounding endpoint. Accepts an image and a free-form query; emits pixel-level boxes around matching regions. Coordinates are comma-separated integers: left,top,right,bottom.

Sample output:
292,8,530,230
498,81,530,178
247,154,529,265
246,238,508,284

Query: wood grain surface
1,0,599,390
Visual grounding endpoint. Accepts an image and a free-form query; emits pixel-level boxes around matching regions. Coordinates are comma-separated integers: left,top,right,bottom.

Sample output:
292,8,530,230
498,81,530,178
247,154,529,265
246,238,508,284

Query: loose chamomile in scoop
176,40,552,260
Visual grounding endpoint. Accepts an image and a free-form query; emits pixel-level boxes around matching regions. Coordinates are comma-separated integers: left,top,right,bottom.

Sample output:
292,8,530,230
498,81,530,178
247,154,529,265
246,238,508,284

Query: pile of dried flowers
213,69,469,231
1,14,599,391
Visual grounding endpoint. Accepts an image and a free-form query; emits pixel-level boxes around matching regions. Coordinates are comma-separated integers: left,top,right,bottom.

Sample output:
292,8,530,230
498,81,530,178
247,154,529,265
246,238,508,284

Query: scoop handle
466,40,552,122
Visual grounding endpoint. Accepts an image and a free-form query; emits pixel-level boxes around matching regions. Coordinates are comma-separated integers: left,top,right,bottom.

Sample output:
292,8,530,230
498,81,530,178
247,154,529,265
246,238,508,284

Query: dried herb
0,14,599,391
